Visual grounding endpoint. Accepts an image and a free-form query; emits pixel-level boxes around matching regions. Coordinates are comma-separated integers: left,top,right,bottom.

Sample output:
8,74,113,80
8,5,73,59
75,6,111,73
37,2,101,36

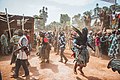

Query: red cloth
44,38,48,43
95,37,100,46
71,53,75,58
118,14,120,19
26,35,30,43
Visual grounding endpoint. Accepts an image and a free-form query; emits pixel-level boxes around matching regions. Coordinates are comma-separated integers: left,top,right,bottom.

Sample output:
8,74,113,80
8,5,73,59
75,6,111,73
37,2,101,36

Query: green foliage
60,14,70,24
33,15,39,19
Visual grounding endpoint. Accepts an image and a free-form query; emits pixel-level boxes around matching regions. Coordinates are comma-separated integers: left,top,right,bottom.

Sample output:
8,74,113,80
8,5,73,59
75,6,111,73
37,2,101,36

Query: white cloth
17,35,28,60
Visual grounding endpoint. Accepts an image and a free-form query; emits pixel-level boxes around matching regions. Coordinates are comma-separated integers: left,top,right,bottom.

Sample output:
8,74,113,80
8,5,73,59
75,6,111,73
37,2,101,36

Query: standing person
24,30,31,52
43,37,51,63
100,32,108,56
107,29,120,74
87,31,95,52
53,32,58,53
58,32,68,64
11,29,29,78
108,30,116,51
33,33,37,48
0,31,8,55
95,33,100,57
56,32,60,55
108,29,120,59
38,32,51,63
10,30,21,65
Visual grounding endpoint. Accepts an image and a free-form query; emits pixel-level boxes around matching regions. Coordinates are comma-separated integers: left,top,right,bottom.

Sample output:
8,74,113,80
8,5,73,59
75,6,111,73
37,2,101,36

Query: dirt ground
0,48,120,80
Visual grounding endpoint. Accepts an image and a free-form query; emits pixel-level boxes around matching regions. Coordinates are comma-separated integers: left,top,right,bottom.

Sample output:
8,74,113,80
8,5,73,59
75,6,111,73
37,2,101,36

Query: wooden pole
22,14,24,30
5,8,11,38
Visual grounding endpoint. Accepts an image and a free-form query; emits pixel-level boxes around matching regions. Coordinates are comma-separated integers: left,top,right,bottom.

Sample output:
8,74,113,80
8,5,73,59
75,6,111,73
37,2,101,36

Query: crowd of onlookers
62,28,120,60
87,29,120,59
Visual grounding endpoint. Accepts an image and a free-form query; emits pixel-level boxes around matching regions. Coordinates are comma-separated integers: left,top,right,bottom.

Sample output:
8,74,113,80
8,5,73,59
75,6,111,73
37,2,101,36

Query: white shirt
17,35,28,60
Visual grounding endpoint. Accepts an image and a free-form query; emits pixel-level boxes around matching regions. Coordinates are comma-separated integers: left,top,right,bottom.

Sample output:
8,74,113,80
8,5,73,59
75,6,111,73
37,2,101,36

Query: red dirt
0,48,120,80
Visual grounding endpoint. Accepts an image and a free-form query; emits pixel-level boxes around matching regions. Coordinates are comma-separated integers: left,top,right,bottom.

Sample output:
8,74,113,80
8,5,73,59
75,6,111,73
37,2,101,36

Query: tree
83,11,92,29
103,6,109,12
72,14,84,29
33,15,39,19
60,14,70,30
60,14,70,24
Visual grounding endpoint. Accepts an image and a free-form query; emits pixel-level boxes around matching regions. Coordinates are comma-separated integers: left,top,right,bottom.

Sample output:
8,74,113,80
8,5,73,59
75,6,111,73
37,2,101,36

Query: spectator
0,31,8,55
95,33,100,57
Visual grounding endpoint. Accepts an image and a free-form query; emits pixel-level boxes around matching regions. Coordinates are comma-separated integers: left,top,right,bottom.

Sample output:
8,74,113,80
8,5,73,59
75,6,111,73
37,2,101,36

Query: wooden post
5,8,11,38
22,14,25,30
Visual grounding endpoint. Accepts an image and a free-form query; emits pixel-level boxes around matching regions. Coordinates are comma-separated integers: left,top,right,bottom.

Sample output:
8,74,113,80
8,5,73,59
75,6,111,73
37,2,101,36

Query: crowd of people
0,25,120,78
0,29,31,78
34,26,120,75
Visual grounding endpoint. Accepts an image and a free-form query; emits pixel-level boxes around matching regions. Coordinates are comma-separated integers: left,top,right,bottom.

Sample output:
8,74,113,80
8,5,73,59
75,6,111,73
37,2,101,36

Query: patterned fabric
87,34,94,48
87,34,93,44
73,46,89,65
72,38,89,66
108,35,120,58
58,35,66,48
107,59,120,74
108,34,115,42
72,27,90,66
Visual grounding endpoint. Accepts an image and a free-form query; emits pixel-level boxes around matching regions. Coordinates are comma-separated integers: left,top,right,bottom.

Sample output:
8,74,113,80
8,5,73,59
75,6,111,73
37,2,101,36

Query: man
11,29,29,78
10,30,21,65
58,32,68,64
108,29,120,59
107,29,120,74
0,31,8,55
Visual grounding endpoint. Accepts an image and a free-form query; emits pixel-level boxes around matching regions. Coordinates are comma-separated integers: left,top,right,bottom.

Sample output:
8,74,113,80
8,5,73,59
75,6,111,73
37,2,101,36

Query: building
0,12,34,52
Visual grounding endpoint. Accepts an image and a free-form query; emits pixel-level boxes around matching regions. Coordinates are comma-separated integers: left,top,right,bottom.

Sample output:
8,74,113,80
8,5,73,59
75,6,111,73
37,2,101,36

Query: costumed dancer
71,26,95,75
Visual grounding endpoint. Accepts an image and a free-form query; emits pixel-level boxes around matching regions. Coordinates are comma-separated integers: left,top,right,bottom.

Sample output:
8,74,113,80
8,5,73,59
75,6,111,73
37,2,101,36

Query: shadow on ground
81,74,102,80
29,66,40,77
40,62,59,73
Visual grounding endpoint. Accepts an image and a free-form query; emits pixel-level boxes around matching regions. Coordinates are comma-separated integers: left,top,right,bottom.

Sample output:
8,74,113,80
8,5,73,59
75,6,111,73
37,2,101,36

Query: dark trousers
60,48,67,61
1,45,8,55
15,59,29,77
